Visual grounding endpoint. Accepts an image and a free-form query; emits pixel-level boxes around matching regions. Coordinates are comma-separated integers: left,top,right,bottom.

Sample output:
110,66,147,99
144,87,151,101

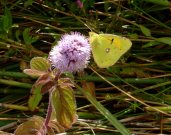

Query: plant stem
38,93,52,135
44,95,52,127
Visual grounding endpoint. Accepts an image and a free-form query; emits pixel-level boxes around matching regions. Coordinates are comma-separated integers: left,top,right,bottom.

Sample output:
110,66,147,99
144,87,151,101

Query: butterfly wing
100,34,132,65
89,32,132,68
90,32,117,68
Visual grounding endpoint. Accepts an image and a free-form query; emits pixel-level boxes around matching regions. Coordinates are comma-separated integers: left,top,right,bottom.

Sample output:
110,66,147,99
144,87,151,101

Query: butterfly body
89,32,132,68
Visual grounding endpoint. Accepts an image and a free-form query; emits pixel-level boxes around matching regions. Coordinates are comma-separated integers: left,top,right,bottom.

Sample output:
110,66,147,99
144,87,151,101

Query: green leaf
139,25,151,37
2,7,12,33
144,0,169,6
15,30,21,42
23,28,30,45
30,57,50,72
23,69,47,78
28,83,43,111
142,41,160,48
15,116,45,135
51,82,77,129
155,37,171,46
15,115,56,134
23,28,38,45
24,0,34,7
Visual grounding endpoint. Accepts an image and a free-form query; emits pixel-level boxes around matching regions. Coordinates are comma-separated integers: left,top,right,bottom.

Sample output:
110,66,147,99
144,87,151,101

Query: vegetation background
0,0,171,134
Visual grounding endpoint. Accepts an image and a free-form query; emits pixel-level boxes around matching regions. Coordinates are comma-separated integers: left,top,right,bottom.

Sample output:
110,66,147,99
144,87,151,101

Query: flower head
49,32,91,73
76,0,83,8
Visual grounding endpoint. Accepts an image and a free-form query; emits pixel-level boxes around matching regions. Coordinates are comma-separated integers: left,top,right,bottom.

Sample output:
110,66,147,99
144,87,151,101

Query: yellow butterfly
89,32,132,68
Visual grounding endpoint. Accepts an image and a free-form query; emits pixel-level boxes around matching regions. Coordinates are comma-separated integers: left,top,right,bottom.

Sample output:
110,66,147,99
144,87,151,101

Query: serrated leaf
48,120,65,133
155,37,171,46
51,84,77,129
23,69,47,78
28,84,43,111
14,116,44,135
58,78,75,88
139,25,151,37
14,116,55,135
30,57,50,72
28,74,54,111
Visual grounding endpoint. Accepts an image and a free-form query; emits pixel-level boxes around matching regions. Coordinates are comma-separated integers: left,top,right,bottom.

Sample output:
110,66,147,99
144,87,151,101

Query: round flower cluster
49,32,91,73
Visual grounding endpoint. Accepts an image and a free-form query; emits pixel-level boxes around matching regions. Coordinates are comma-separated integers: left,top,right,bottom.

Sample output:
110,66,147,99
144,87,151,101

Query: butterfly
89,32,132,68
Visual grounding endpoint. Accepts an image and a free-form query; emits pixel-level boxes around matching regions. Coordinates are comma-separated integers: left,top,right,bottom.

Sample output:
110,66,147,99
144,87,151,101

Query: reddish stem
44,95,52,127
37,94,52,135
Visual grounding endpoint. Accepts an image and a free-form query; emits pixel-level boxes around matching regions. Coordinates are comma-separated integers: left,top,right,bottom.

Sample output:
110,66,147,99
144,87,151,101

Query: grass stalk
0,79,32,89
78,76,169,84
0,71,30,78
76,84,131,135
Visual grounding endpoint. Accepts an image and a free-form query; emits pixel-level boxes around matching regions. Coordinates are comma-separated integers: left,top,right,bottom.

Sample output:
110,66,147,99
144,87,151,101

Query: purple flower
76,0,83,8
49,32,91,73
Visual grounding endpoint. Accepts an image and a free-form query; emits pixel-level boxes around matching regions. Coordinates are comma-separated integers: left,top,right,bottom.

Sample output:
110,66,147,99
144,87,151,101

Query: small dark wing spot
111,38,114,44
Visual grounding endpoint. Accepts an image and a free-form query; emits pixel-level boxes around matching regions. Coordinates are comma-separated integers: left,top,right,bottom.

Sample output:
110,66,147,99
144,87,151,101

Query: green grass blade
144,0,169,6
76,84,131,135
